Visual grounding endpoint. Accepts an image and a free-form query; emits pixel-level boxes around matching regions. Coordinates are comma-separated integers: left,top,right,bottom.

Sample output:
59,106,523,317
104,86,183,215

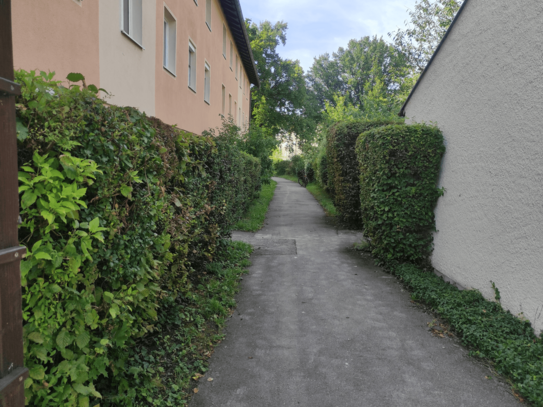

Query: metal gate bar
0,0,29,405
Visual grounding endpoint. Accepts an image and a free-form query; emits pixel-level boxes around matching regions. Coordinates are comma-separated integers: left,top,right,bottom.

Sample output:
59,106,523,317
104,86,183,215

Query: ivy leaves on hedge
326,119,402,227
356,123,445,264
16,69,261,406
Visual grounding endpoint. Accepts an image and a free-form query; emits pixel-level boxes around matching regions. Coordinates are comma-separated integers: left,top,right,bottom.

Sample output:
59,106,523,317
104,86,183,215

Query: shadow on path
190,178,519,407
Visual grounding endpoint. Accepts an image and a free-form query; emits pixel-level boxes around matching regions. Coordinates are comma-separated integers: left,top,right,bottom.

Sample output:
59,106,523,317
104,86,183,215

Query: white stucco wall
404,0,543,334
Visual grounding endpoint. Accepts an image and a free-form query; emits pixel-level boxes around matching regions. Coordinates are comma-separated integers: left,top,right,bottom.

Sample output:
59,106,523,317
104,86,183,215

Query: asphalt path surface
189,177,519,407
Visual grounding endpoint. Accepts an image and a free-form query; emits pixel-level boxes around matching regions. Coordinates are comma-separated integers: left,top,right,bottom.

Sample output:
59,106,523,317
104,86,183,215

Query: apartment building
11,0,259,135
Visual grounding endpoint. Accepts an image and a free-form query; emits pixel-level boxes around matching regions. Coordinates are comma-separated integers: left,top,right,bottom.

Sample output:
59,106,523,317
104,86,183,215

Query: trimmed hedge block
356,124,445,264
326,119,400,227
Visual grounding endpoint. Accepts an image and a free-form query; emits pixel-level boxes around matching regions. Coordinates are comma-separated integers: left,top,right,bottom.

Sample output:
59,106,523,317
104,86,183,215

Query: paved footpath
190,178,519,407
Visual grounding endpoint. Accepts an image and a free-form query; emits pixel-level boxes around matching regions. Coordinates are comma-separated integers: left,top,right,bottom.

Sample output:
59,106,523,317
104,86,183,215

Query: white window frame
205,0,212,31
121,0,143,48
229,94,232,115
163,7,177,76
188,41,197,92
230,41,233,70
204,62,211,104
222,24,227,59
235,54,238,79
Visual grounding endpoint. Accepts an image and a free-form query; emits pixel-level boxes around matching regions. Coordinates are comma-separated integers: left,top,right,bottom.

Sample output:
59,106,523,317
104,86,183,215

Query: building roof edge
399,0,470,117
219,0,260,88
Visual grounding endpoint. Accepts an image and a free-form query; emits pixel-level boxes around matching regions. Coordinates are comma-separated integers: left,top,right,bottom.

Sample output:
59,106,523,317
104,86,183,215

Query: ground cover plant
15,69,260,406
234,180,278,232
356,123,445,265
326,119,401,228
391,264,543,406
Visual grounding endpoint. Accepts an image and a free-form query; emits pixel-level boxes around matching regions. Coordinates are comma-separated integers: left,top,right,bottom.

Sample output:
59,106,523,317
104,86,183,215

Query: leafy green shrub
315,149,328,190
356,124,445,264
392,264,543,405
15,69,260,406
326,119,400,227
273,159,290,175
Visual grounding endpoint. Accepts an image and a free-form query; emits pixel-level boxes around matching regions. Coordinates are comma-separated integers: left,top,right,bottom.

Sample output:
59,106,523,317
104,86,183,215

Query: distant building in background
400,0,543,334
11,0,259,135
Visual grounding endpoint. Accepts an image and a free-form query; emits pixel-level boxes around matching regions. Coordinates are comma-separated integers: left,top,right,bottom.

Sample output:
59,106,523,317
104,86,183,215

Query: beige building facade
401,0,543,334
12,0,258,135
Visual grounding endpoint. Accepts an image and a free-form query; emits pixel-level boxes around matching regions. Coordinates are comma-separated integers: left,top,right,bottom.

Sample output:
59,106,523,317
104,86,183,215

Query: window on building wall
204,63,211,104
230,41,233,70
229,94,232,115
121,0,143,46
238,107,241,125
222,25,227,58
234,101,237,121
240,71,243,89
222,85,226,114
205,0,212,30
235,55,238,79
163,8,176,75
188,41,197,91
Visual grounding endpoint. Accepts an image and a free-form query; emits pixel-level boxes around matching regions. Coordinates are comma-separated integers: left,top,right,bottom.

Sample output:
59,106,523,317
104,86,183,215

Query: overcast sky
239,0,419,73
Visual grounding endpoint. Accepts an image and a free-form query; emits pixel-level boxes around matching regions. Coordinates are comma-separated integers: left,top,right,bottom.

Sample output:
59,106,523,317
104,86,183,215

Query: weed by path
234,180,277,232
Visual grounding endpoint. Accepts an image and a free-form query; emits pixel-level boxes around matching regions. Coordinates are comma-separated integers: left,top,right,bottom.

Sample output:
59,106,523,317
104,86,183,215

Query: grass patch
124,240,252,406
390,263,543,405
306,182,338,217
276,175,337,217
234,180,277,232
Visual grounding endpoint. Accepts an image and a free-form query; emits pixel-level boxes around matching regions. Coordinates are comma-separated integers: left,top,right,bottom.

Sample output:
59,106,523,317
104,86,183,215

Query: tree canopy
389,0,464,73
246,20,320,145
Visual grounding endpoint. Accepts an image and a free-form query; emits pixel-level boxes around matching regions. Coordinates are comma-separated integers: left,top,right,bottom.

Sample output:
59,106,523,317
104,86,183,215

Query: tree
389,0,464,73
307,36,411,118
246,20,320,146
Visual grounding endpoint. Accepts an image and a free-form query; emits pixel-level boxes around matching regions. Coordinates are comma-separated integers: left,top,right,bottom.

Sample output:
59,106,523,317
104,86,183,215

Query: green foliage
326,119,401,227
245,20,321,145
392,264,543,405
356,124,445,264
389,0,464,73
305,182,337,217
235,181,278,232
124,239,252,405
235,124,279,184
307,36,411,116
16,69,260,406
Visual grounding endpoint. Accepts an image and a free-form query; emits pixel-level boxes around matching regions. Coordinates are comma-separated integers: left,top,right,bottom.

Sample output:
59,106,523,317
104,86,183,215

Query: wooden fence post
0,0,29,406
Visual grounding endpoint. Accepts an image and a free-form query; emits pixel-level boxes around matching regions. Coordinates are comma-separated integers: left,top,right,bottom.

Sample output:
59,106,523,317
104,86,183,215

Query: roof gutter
399,0,470,117
219,0,260,88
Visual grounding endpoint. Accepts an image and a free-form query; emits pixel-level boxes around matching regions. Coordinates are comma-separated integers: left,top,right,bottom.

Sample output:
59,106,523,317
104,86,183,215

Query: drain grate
250,238,297,255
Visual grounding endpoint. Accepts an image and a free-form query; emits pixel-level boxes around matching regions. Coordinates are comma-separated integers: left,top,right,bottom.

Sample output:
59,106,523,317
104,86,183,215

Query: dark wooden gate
0,0,29,405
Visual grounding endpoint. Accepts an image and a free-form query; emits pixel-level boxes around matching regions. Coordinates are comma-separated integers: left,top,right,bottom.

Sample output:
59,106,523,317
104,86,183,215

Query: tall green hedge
356,124,445,265
326,119,400,227
15,70,260,406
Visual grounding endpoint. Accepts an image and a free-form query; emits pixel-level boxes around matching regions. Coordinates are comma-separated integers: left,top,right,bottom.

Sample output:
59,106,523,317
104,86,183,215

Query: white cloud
240,0,419,71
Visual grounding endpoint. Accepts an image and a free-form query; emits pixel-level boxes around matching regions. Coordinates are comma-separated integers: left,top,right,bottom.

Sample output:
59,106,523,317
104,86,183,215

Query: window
221,85,225,114
205,0,211,30
235,54,238,79
121,0,143,46
204,63,211,104
163,8,176,75
238,107,241,125
240,71,243,89
188,41,197,91
222,24,227,58
229,41,233,69
229,94,232,115
234,101,237,120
